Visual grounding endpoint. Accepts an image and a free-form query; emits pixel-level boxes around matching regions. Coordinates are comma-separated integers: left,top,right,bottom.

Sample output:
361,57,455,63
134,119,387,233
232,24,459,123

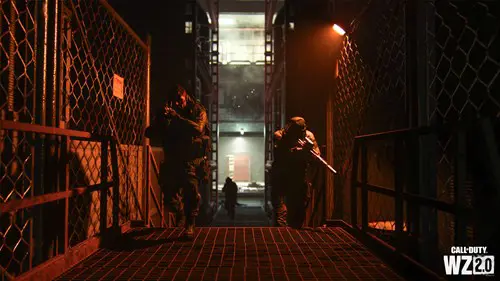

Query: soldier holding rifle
145,84,208,238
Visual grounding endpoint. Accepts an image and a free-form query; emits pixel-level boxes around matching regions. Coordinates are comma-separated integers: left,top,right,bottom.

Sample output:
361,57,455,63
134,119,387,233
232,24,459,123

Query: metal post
350,141,360,228
419,0,438,267
406,134,420,255
59,3,70,254
394,138,405,252
144,35,151,227
100,138,109,235
192,1,198,99
264,0,274,212
209,0,219,217
405,0,424,258
33,0,50,265
360,142,368,231
454,129,467,245
110,139,120,230
7,0,16,117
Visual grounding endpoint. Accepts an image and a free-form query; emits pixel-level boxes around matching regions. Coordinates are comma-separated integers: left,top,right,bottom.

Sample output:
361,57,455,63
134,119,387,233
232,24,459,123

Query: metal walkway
55,227,404,281
210,205,271,227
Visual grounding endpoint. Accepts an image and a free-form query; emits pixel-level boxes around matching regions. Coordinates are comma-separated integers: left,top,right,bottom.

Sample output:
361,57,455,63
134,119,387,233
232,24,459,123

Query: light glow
333,24,346,36
368,221,407,231
233,137,246,153
219,17,236,26
206,12,212,24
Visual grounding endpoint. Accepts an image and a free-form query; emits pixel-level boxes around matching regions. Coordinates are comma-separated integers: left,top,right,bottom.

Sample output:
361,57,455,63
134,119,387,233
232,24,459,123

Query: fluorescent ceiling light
206,12,212,24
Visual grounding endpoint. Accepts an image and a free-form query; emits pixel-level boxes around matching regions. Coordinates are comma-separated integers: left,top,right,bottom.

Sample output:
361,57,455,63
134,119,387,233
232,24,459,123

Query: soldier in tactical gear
145,84,208,238
271,117,320,229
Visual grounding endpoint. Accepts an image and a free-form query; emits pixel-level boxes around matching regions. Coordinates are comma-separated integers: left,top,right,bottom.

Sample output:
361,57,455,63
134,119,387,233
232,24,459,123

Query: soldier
222,177,238,220
145,84,208,238
270,117,320,229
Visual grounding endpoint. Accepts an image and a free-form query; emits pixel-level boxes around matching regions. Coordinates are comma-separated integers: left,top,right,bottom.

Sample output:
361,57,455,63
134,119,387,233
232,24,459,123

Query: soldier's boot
176,213,186,227
184,218,195,239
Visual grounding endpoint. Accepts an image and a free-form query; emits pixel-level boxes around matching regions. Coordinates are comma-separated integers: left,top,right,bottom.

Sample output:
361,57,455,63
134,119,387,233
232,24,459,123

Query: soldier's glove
290,146,304,152
164,106,179,118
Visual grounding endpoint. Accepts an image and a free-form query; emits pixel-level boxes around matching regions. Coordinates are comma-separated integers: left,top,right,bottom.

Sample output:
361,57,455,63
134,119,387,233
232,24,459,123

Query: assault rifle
297,137,338,174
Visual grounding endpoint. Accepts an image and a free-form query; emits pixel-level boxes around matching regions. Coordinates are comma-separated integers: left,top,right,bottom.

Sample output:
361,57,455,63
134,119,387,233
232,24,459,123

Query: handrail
149,146,161,180
355,117,498,141
147,145,167,227
0,120,92,139
349,119,491,279
0,182,114,214
350,120,479,235
353,182,474,218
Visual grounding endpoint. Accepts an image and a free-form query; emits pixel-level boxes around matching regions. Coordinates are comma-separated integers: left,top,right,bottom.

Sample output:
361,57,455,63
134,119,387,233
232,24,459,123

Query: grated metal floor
55,227,405,281
210,206,270,227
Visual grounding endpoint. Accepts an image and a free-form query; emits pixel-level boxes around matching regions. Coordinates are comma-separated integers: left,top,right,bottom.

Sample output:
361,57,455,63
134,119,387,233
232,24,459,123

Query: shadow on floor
104,228,189,251
210,204,271,227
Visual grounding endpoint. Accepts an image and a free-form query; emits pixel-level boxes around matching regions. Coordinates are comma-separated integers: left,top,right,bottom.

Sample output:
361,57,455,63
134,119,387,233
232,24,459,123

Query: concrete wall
218,136,265,184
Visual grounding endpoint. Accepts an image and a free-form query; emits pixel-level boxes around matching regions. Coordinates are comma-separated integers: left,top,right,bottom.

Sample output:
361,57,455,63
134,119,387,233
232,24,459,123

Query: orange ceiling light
332,24,346,36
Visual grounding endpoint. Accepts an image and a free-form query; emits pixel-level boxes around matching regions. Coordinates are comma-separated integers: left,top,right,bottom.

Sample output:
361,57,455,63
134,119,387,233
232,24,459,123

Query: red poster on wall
233,154,250,182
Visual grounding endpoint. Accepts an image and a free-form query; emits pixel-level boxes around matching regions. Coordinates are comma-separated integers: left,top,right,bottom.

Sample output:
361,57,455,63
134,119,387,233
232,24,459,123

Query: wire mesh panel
1,0,39,278
0,0,37,123
426,0,500,207
67,140,103,246
335,0,499,277
334,0,408,224
0,132,34,279
1,0,149,279
61,0,148,227
62,0,148,144
424,0,499,269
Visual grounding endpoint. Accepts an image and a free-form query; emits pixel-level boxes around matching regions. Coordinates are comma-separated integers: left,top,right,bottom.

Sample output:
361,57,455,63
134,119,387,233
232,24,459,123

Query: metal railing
1,0,149,279
334,0,499,277
144,145,175,228
0,121,121,280
349,120,483,276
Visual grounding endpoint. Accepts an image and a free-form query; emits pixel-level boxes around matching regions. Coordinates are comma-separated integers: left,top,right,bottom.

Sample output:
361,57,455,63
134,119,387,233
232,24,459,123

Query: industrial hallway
54,226,404,281
2,0,499,280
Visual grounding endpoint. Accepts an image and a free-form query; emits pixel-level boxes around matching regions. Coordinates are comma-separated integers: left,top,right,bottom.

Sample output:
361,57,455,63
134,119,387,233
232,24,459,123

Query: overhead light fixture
333,24,346,36
206,12,212,24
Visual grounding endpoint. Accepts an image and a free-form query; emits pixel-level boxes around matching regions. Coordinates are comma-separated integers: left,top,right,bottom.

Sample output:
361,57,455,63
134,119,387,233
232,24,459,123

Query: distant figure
222,177,238,220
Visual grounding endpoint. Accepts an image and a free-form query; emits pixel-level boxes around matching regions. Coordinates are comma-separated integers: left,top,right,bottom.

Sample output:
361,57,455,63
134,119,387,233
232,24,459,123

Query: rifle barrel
310,151,337,174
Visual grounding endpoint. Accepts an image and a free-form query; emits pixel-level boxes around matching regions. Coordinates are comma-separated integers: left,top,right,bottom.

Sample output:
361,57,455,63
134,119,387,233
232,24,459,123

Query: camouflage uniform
146,95,208,230
271,117,320,228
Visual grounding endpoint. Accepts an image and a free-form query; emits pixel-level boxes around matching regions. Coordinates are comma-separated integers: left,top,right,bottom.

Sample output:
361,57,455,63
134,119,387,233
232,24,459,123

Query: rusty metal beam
0,120,92,138
265,0,278,31
203,0,218,30
0,182,113,214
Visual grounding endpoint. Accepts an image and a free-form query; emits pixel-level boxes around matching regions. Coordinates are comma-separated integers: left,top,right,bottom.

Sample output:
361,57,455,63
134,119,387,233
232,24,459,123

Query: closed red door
233,154,250,182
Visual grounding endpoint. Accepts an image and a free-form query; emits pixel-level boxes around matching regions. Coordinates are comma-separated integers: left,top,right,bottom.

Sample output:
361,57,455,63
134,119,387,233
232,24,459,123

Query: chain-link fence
1,0,149,279
334,0,408,224
334,0,499,277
